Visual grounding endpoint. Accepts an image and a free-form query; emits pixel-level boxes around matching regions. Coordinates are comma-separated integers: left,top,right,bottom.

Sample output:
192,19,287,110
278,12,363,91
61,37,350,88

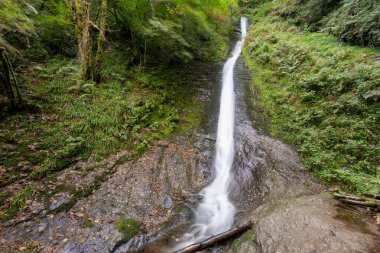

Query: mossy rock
83,219,93,228
115,218,140,240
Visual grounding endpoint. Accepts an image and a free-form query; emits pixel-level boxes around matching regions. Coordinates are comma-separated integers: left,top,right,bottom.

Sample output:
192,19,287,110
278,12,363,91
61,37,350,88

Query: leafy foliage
0,0,35,35
273,0,380,47
0,0,75,57
35,0,76,56
30,140,83,180
297,0,342,29
108,0,237,62
323,0,380,47
0,0,35,53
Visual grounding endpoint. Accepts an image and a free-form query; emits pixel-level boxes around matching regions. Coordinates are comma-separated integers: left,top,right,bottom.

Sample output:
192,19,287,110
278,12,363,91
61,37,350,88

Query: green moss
0,191,10,206
23,240,43,251
232,227,256,253
0,185,37,221
232,239,240,253
244,228,255,240
115,218,140,240
31,141,83,180
363,201,378,207
83,219,93,228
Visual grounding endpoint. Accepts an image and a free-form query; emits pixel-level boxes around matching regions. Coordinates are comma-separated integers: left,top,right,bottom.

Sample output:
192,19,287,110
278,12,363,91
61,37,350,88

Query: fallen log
340,199,379,209
333,193,380,203
173,221,253,253
333,193,380,211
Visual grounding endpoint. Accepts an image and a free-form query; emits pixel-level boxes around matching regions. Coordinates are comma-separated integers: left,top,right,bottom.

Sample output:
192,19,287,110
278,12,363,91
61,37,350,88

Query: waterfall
172,17,249,251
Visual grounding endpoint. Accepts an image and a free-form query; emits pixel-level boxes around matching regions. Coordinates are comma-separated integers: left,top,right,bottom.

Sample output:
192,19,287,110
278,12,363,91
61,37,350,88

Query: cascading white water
172,17,248,251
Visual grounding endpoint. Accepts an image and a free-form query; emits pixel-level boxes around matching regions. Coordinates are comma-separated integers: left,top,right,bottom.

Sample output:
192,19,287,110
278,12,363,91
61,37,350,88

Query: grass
243,1,380,195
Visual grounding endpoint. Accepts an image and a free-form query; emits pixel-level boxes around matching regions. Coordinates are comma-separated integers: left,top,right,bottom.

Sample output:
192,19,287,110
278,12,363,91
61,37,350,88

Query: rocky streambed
1,55,379,253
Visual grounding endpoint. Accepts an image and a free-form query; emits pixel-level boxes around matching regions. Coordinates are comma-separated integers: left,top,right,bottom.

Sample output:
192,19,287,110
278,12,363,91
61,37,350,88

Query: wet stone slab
0,138,214,253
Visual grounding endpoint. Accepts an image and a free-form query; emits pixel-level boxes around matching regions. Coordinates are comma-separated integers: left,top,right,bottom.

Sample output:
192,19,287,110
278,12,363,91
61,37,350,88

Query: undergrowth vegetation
0,47,205,220
243,0,380,195
242,0,380,48
1,49,201,174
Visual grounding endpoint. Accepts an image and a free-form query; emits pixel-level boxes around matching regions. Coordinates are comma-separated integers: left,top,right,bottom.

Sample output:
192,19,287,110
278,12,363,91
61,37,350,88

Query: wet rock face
231,56,323,221
0,139,213,253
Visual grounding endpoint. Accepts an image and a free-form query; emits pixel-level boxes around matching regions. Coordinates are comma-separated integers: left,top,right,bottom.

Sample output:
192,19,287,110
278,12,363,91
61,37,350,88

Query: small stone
38,226,45,232
62,238,68,243
26,200,33,205
94,219,101,224
19,247,27,251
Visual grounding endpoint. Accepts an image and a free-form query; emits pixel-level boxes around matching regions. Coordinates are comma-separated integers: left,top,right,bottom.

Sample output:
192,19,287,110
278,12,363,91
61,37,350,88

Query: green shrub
323,0,380,47
297,0,342,30
273,0,380,47
35,0,76,56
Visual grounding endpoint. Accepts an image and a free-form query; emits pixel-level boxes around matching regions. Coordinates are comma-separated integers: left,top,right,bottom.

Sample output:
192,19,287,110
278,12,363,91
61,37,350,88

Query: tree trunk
333,193,380,211
173,222,253,253
70,0,107,83
0,47,21,107
93,0,107,83
71,0,92,80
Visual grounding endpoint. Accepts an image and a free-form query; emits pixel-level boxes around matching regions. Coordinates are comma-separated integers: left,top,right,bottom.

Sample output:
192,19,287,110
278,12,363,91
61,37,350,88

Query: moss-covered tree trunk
70,0,107,83
71,0,92,80
93,0,107,83
0,47,22,107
